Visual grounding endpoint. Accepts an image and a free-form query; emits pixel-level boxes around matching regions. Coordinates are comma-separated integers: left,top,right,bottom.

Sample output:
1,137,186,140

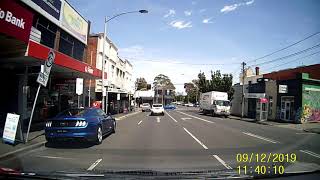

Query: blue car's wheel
112,121,116,134
95,126,103,145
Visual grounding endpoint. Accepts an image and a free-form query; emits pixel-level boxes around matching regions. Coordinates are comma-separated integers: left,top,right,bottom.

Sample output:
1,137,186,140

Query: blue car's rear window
56,109,90,117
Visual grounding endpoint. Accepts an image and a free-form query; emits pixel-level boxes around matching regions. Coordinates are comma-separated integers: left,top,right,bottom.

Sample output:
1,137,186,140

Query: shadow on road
45,133,113,149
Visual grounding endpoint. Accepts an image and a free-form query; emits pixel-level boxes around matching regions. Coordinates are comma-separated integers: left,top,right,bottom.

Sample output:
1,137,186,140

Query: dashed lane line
212,155,232,169
177,111,215,124
165,111,177,122
243,132,280,144
138,120,142,125
300,150,320,159
87,158,102,171
183,127,208,149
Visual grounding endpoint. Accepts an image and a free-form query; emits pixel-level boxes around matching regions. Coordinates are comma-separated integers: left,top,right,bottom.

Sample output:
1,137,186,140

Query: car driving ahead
150,104,165,116
141,103,151,112
45,108,116,145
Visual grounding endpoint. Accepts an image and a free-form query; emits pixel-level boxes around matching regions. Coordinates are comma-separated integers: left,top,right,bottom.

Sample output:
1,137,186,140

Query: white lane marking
212,155,232,169
157,117,160,123
87,158,102,171
165,111,177,122
181,117,192,121
183,127,208,149
300,150,320,159
243,132,280,144
34,155,73,160
138,120,142,125
177,111,215,124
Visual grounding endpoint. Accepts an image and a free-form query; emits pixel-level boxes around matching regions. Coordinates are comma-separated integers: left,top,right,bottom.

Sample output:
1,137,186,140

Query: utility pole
241,62,246,118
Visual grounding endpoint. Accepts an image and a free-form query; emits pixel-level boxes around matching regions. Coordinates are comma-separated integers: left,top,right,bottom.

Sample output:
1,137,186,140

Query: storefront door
281,97,294,121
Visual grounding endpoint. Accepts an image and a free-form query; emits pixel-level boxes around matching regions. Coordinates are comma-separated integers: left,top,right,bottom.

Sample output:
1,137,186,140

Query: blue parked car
45,108,116,145
164,104,176,110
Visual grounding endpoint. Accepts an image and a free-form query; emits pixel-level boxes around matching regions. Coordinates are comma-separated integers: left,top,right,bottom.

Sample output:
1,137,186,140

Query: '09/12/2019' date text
236,153,297,175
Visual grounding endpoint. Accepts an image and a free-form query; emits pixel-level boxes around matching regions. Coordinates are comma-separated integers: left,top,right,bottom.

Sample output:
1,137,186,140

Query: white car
151,104,164,116
141,103,151,112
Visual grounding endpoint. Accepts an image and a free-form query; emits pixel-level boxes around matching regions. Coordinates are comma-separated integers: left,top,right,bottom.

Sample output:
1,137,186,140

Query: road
1,106,320,175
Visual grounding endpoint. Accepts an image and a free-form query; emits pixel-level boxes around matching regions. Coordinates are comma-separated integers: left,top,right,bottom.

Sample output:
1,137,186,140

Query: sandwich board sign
2,113,20,144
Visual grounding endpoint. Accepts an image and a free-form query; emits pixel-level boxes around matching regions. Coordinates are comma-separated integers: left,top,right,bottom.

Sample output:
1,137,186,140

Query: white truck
199,91,230,117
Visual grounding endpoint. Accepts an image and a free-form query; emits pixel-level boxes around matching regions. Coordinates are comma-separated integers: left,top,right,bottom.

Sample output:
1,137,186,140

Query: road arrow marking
138,120,142,125
243,132,280,144
177,111,214,124
157,117,160,123
181,117,192,121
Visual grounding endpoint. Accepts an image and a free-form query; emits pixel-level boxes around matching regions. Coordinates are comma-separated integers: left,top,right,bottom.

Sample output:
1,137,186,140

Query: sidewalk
229,115,320,134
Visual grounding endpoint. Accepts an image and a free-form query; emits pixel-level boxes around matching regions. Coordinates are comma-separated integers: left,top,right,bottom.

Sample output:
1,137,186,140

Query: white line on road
243,132,280,144
181,117,192,121
34,155,73,160
138,120,142,125
165,111,177,122
87,158,102,171
300,150,320,159
177,111,215,124
296,132,315,135
157,117,160,123
183,127,208,149
212,155,232,169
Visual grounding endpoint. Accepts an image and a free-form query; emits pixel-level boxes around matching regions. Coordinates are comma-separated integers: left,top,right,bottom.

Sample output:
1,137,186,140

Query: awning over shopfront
27,40,106,79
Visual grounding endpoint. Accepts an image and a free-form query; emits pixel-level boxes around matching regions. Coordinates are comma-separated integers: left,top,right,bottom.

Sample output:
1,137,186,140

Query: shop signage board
61,1,88,44
279,85,288,93
31,0,61,20
37,50,55,87
76,78,84,95
244,93,265,98
3,113,20,144
0,0,34,43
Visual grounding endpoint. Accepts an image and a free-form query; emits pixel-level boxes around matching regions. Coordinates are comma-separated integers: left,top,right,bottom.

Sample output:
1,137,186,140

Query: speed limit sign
37,50,55,87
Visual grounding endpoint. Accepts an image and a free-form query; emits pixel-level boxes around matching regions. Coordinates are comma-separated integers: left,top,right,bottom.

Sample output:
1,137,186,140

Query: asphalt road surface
1,106,320,176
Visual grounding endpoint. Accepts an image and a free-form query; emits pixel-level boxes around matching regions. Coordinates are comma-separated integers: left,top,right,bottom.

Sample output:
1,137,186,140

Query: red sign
260,98,268,103
0,0,34,43
92,101,102,108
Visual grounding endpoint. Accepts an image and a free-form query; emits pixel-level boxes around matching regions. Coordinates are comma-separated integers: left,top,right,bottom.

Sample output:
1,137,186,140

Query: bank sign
0,0,34,43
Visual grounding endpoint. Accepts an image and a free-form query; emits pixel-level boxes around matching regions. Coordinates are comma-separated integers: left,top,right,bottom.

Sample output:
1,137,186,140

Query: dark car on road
45,108,116,145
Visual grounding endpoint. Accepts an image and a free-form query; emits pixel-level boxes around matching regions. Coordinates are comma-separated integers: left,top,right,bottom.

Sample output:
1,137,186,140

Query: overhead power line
252,42,320,67
267,50,320,72
247,31,320,63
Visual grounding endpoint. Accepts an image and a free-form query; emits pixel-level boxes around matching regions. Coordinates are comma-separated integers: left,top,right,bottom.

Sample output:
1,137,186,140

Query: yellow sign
61,2,88,44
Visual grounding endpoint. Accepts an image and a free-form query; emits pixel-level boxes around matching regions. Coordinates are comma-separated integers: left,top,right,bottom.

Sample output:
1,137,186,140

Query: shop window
268,96,273,116
34,15,57,48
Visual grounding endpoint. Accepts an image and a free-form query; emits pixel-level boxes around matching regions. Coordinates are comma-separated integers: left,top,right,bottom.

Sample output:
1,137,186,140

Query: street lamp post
101,10,148,113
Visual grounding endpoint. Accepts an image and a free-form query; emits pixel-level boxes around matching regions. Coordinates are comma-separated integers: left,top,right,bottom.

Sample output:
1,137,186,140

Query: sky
68,0,320,94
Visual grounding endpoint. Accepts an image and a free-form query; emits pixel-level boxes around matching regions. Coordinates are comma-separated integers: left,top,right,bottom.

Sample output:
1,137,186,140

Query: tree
153,74,175,90
196,70,233,99
135,77,148,90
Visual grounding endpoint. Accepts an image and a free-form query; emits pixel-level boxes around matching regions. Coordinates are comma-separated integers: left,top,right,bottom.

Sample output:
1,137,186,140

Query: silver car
141,103,151,112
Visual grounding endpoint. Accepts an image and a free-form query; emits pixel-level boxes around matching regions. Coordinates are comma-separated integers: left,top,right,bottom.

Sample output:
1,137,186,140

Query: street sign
244,93,265,98
3,113,20,144
102,87,107,96
117,93,120,100
279,85,288,93
76,78,84,95
36,50,55,87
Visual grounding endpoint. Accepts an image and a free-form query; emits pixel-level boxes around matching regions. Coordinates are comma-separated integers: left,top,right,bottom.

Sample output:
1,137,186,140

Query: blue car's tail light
45,121,52,127
75,120,87,127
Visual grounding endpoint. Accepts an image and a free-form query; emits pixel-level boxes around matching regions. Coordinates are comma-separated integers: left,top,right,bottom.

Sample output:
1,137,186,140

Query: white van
199,91,230,117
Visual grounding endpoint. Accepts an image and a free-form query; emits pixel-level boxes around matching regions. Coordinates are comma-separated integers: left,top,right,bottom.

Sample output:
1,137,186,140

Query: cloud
246,0,255,5
199,9,206,13
164,9,176,18
184,10,192,16
220,0,255,13
202,18,213,24
169,20,192,29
